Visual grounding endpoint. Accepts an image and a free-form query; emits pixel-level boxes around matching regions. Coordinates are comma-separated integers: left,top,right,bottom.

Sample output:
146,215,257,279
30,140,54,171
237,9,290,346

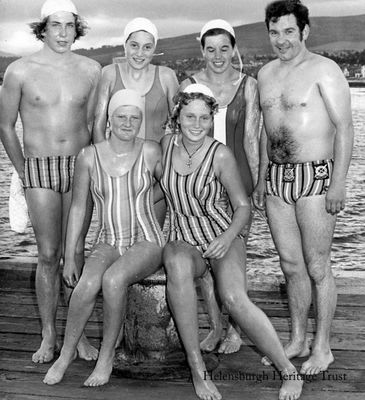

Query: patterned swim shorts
265,159,333,205
24,155,76,193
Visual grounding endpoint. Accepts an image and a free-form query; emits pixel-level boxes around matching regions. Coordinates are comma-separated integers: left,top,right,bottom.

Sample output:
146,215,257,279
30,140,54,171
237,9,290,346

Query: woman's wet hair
265,0,310,33
167,92,218,134
201,28,236,48
29,14,88,41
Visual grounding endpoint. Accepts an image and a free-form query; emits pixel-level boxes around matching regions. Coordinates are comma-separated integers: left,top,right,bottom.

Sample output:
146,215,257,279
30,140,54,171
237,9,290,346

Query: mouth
133,57,145,64
212,61,225,67
57,41,69,46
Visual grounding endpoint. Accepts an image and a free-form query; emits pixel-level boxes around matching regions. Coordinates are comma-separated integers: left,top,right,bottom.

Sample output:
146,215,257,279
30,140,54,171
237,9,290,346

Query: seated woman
43,89,164,387
180,19,261,355
93,17,179,227
160,84,302,400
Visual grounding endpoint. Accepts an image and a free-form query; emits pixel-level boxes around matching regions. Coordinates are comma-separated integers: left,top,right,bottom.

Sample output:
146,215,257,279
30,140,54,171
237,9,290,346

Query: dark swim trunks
265,159,333,205
24,155,76,193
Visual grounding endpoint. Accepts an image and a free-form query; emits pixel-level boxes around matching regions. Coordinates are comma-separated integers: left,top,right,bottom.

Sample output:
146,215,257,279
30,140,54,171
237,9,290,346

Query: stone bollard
113,268,218,380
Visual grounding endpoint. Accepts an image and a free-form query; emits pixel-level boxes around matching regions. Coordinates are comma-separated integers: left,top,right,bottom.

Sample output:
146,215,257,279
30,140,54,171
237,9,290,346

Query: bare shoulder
72,53,101,76
143,139,162,157
3,57,32,82
245,75,258,92
76,144,95,167
257,59,279,82
214,142,235,164
161,134,173,152
310,53,344,79
158,65,177,80
180,77,194,91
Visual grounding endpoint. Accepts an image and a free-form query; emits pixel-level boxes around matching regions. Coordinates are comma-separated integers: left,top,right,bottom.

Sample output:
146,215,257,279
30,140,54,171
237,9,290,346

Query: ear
200,44,205,58
302,24,310,41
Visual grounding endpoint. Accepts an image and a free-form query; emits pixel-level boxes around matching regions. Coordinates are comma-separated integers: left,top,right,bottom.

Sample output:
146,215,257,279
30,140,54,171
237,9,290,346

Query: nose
214,49,222,59
59,25,67,37
124,117,132,127
194,118,201,129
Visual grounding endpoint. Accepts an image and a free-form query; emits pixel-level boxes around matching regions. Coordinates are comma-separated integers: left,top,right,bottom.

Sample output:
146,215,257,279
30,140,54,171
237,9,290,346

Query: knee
77,275,102,298
220,290,249,315
307,254,331,283
38,245,61,268
102,269,127,294
279,254,305,278
163,242,194,283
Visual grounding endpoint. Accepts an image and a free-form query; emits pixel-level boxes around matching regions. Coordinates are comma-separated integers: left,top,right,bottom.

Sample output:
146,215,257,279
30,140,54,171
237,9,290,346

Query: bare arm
160,66,179,114
0,62,25,180
252,124,269,211
204,145,251,259
63,147,93,287
243,76,261,187
143,140,165,203
92,65,115,144
318,59,354,214
86,62,102,137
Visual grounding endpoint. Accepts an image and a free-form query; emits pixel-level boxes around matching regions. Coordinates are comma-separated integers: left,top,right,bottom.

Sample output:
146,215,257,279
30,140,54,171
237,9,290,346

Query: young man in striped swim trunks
253,0,354,376
0,0,101,363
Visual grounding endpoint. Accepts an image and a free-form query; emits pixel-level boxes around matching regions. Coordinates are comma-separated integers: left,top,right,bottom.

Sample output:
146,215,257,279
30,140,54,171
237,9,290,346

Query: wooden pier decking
0,258,364,400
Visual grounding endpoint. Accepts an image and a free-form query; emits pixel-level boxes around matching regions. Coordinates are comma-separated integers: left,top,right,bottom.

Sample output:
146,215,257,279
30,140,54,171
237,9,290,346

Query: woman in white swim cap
180,19,261,355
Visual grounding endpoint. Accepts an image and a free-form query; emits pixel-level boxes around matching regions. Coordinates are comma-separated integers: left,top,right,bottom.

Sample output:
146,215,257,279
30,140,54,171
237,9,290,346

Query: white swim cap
108,89,144,119
41,0,78,19
122,17,158,47
183,83,215,99
199,19,235,42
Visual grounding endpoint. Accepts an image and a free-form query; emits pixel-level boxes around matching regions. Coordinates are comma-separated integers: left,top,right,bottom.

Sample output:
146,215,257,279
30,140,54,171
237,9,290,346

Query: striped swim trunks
24,155,76,193
265,159,333,205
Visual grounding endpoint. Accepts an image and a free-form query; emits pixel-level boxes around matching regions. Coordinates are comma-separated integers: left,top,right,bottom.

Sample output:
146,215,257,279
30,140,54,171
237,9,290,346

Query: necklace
181,138,204,168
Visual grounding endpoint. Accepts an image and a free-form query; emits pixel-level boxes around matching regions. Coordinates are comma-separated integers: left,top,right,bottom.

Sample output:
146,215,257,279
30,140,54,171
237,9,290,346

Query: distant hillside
74,14,365,65
1,14,365,74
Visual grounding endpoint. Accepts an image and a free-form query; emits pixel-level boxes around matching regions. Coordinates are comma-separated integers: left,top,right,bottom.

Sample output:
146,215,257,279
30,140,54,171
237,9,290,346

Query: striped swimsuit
161,136,232,253
24,155,76,193
266,159,334,205
90,144,164,255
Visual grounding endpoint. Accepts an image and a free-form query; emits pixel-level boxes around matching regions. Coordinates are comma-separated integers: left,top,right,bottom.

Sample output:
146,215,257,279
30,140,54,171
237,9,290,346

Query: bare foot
218,326,242,354
77,333,99,361
32,336,57,364
83,358,113,387
279,369,303,400
200,329,222,353
43,352,76,385
191,369,222,400
261,340,310,366
300,350,334,375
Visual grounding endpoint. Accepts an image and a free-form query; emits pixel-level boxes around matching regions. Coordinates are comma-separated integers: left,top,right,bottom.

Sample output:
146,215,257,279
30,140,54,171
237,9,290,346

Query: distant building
343,67,350,77
362,65,365,78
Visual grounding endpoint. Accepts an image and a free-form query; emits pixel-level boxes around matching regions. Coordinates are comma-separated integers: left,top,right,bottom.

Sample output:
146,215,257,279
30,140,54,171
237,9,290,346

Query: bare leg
298,196,336,375
61,192,98,361
26,189,63,364
43,244,119,385
164,241,222,400
84,241,163,387
199,271,223,352
211,239,302,400
262,196,311,366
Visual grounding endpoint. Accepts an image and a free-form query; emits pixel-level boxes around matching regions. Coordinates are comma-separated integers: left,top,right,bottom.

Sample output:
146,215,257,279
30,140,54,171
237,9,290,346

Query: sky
1,0,365,56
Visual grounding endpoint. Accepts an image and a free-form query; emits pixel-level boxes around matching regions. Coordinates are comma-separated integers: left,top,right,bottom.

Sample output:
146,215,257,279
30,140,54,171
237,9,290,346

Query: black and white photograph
0,1,364,399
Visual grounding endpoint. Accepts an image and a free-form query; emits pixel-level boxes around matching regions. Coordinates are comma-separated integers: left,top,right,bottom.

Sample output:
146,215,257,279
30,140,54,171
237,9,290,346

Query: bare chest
22,67,92,108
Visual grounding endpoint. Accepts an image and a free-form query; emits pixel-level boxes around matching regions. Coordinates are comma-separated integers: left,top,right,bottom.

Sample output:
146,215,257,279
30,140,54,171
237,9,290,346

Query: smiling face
125,31,155,70
43,11,76,53
268,14,309,62
202,33,235,73
179,99,213,143
110,105,143,141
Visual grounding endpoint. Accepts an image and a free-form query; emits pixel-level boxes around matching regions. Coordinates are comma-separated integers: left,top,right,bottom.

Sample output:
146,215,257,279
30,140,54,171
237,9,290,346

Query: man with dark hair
0,0,101,364
254,0,354,375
